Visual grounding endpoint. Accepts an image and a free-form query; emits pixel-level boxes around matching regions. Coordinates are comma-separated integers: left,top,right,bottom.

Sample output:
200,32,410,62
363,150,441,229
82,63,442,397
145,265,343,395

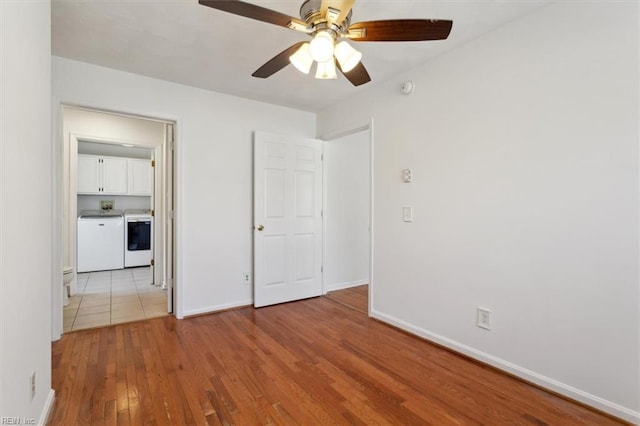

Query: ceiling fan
199,0,453,86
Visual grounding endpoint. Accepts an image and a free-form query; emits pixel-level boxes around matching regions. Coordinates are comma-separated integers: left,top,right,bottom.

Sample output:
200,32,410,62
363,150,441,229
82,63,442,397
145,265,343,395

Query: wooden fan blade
347,19,453,42
320,0,355,25
199,0,307,31
252,42,306,79
337,61,371,86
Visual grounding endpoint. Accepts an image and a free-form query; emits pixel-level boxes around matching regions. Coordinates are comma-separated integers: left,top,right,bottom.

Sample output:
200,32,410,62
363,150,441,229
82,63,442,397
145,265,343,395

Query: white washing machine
124,209,153,268
77,210,124,273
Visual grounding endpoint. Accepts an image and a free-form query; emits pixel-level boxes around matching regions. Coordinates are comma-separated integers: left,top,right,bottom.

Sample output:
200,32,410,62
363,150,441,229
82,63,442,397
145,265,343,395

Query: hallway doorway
321,124,373,315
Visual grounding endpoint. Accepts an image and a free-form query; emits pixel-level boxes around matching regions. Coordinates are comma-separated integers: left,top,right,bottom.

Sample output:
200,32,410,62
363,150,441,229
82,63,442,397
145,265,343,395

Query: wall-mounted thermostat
402,168,413,182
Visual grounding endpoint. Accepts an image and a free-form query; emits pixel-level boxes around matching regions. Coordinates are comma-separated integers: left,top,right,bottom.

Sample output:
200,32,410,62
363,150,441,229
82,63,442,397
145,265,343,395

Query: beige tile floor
63,266,168,332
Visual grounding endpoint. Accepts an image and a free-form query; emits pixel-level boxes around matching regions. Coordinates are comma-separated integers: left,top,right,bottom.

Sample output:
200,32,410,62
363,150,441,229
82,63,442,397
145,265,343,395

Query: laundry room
76,140,153,273
60,106,173,332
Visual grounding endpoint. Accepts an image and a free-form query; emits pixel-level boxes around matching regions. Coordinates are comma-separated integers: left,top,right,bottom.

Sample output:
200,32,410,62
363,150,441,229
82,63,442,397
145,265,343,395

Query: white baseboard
370,309,639,424
38,389,55,426
182,299,253,318
324,279,368,293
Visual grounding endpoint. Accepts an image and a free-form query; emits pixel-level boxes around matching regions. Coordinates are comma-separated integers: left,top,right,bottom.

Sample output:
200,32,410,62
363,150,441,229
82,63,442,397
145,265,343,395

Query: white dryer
124,209,153,268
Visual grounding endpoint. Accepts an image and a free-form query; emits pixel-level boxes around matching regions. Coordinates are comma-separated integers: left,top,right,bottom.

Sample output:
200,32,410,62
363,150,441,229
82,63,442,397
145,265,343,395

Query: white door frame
51,104,179,340
163,123,175,314
320,118,374,316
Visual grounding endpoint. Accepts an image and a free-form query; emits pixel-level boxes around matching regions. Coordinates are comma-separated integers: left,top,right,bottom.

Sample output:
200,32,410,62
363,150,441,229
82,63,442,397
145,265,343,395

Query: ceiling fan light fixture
315,59,337,80
334,41,362,73
198,0,453,87
289,43,313,74
309,31,335,63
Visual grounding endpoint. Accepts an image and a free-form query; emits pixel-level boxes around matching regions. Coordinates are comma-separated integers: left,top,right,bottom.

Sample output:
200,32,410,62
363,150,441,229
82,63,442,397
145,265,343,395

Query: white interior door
254,131,323,308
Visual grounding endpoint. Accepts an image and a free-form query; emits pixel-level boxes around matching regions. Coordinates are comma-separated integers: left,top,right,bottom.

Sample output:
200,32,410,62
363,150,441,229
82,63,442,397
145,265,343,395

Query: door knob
256,224,264,231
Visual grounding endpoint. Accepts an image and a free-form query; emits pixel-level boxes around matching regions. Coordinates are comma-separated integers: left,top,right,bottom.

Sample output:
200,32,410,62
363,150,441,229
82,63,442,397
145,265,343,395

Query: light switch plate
402,206,413,222
402,168,413,182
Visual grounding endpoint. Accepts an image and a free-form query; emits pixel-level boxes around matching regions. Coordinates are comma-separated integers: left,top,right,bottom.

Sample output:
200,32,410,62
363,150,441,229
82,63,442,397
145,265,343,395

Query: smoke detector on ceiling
401,81,414,95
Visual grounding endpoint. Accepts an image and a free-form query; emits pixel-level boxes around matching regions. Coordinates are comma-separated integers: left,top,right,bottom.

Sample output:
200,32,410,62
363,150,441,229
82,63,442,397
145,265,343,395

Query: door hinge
151,160,155,167
321,209,323,217
151,259,155,266
321,265,323,273
151,210,155,217
169,210,174,220
321,153,324,161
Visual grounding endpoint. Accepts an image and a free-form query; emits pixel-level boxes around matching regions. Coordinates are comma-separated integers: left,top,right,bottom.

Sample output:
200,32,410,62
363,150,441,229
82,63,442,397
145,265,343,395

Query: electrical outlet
477,307,492,330
29,371,36,401
242,272,251,285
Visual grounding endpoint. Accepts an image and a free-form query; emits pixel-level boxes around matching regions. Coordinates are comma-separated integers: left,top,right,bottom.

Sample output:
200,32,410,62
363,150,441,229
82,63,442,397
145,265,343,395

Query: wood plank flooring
50,296,625,425
325,285,368,314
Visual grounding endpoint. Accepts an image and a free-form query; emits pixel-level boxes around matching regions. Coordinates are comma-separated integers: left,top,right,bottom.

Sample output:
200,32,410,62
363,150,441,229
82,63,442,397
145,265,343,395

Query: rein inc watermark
0,418,36,425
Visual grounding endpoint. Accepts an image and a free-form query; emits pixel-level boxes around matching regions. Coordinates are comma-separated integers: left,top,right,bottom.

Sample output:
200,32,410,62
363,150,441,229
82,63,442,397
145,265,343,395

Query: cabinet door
77,155,101,194
128,159,153,195
102,156,128,194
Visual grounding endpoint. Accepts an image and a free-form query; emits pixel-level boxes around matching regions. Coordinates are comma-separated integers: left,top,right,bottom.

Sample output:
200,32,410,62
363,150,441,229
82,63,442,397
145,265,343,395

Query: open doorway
55,106,175,335
321,124,372,315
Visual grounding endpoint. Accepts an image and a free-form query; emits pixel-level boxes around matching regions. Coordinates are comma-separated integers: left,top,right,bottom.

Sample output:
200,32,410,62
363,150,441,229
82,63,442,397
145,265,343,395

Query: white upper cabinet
128,159,153,196
77,154,128,195
77,155,101,194
102,157,128,194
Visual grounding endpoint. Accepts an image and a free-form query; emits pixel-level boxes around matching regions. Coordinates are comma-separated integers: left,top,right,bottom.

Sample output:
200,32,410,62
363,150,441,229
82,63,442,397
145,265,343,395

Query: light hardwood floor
325,284,368,314
50,296,625,425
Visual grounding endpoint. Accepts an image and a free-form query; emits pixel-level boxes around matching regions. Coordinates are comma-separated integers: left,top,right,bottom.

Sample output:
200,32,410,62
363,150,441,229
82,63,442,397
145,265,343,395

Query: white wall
0,1,54,423
77,195,151,215
323,129,371,292
318,2,639,422
52,57,317,318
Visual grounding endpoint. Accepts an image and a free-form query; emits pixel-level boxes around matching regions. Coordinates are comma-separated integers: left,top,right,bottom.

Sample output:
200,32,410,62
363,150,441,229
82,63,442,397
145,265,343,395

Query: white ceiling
52,0,551,112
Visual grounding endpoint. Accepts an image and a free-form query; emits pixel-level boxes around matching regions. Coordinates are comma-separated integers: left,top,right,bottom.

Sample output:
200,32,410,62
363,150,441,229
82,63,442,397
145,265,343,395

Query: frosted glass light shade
290,43,313,74
309,31,335,63
315,59,337,80
334,41,362,73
